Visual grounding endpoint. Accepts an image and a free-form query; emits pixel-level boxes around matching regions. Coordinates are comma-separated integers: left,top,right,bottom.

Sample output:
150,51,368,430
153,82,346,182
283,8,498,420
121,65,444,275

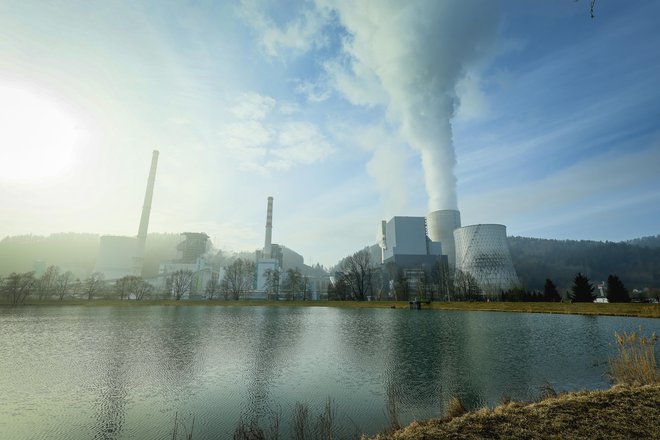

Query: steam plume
325,0,499,210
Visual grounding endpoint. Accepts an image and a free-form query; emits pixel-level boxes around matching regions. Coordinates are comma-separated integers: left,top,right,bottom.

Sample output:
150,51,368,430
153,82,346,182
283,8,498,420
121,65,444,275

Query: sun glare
0,84,81,181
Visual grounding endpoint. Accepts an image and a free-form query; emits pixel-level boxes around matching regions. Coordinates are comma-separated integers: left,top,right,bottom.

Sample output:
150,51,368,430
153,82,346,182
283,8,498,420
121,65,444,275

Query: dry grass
443,396,467,420
8,298,660,318
609,330,660,386
364,385,660,440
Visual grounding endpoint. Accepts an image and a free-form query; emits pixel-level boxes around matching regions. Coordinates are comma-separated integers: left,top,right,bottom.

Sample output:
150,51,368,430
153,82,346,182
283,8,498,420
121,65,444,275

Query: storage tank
427,209,461,266
453,224,519,297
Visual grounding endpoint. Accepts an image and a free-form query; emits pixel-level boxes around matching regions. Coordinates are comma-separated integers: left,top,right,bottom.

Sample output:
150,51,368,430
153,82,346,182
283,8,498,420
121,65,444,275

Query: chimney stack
264,196,273,258
137,150,159,252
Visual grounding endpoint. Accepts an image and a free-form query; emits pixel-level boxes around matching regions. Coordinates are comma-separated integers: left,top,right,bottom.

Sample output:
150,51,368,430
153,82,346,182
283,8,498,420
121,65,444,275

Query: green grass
2,298,659,318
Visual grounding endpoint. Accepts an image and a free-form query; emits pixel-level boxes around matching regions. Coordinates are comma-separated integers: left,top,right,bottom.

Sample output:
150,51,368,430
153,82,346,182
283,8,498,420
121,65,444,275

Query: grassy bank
365,385,660,440
4,299,659,318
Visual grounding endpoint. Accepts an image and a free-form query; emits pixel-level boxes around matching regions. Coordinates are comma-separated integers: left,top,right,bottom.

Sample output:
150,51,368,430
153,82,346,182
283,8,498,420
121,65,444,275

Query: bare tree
454,269,480,300
55,271,75,301
282,267,303,300
134,279,154,300
339,249,374,301
115,275,142,300
263,268,280,300
38,265,60,300
84,272,105,300
220,259,255,300
1,272,37,305
169,270,194,300
205,272,220,300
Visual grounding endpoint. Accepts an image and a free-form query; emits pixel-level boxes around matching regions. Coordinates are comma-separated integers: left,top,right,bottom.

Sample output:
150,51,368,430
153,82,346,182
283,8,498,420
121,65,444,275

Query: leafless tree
134,279,154,300
263,268,279,300
38,265,60,300
205,272,220,300
115,275,142,300
454,269,481,300
55,271,75,300
1,272,37,305
220,259,255,300
339,249,374,301
281,267,303,300
84,272,105,300
169,270,194,300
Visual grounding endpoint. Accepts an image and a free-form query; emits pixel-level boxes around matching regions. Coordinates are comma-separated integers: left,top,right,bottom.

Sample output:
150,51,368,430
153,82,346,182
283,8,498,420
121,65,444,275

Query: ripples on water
0,306,657,439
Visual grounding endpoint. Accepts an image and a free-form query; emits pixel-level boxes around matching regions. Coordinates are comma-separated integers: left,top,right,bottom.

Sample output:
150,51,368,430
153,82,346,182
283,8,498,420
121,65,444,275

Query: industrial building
453,224,520,297
373,210,519,299
379,216,443,268
158,232,219,297
254,196,331,300
94,150,159,280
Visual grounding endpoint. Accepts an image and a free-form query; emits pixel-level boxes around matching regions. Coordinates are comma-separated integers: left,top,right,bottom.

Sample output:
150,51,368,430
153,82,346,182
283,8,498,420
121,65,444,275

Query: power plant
377,209,519,298
453,224,519,296
94,150,159,280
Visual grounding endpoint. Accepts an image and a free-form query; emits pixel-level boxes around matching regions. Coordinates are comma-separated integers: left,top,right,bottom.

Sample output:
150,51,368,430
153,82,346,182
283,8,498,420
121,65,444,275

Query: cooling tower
264,196,273,258
453,224,519,297
427,209,461,267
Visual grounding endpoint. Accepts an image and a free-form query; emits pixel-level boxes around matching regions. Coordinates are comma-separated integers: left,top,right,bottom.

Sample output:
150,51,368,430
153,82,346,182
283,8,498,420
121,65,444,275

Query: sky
1,0,659,268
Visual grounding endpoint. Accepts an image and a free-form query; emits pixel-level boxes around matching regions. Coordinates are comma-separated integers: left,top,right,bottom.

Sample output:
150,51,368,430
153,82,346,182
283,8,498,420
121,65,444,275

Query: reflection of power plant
94,150,159,280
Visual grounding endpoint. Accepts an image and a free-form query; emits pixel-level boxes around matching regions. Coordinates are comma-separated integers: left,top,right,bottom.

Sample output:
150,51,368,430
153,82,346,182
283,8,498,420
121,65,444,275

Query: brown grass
443,396,467,420
364,385,660,440
6,298,660,318
609,330,660,386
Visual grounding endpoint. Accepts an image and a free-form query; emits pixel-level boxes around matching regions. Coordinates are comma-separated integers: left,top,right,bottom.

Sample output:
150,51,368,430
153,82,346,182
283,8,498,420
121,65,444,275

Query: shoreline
2,299,659,318
365,384,660,440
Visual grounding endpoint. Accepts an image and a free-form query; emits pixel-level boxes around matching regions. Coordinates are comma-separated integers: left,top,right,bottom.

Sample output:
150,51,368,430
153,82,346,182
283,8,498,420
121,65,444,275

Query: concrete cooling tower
427,209,461,267
453,224,519,297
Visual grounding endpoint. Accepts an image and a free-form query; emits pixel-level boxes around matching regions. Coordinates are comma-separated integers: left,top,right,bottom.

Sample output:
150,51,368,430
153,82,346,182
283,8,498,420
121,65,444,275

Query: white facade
453,224,519,296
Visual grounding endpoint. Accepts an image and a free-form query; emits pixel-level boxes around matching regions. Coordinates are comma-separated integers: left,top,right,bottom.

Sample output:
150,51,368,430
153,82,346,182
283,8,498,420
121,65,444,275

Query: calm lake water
1,305,658,439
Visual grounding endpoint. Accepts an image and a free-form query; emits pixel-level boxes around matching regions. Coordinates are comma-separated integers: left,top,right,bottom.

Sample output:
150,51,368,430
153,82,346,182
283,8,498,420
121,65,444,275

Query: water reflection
1,306,658,440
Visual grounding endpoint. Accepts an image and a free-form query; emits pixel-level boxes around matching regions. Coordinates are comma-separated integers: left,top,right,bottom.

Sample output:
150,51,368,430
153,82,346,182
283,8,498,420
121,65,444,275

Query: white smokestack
137,150,159,252
264,196,273,258
326,1,499,211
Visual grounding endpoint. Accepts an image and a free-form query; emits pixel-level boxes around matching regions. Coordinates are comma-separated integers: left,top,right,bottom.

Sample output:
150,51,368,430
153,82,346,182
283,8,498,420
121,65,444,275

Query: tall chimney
137,150,159,252
264,196,273,258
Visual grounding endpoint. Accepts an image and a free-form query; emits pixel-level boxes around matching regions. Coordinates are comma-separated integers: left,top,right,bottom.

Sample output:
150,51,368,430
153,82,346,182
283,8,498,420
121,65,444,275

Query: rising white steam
321,0,499,210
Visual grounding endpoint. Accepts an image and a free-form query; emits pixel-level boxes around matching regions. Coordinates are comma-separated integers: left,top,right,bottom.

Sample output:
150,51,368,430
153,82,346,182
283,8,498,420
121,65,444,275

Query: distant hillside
0,232,181,278
508,236,660,291
626,235,660,249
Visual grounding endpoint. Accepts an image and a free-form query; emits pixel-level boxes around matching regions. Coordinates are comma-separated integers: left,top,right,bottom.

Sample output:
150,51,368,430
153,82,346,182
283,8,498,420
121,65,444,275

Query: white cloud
231,91,276,120
219,91,335,173
238,0,329,57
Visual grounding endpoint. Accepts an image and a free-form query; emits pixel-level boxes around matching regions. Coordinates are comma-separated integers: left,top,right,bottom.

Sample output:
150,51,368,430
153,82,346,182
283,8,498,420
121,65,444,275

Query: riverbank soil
366,385,660,440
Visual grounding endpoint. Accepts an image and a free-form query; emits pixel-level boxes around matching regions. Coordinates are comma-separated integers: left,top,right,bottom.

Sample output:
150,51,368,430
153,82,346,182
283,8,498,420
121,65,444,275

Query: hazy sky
1,1,659,267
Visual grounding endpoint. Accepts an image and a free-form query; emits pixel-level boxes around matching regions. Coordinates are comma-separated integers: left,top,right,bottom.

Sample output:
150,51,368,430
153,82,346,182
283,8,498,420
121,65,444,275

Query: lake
1,305,658,439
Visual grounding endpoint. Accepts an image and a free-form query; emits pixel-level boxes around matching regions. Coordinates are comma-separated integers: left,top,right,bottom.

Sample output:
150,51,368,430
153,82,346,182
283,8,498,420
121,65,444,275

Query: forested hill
625,235,660,249
508,236,660,292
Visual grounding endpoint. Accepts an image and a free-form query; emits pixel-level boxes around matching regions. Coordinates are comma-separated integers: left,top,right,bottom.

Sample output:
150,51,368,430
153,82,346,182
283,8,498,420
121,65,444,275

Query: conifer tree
571,272,595,302
543,278,561,302
606,275,631,303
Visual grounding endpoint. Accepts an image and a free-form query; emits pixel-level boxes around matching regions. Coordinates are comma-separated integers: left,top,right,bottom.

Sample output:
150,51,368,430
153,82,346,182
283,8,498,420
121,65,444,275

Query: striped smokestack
264,196,273,258
137,150,159,251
